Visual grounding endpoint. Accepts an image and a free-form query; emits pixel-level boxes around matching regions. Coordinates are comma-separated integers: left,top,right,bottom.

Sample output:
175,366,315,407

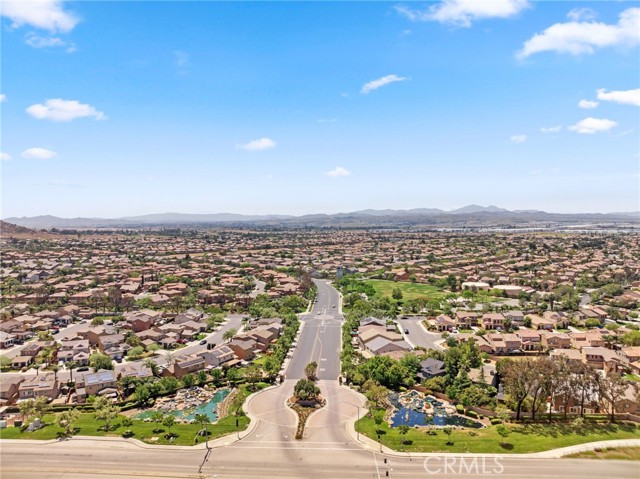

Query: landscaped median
357,412,640,454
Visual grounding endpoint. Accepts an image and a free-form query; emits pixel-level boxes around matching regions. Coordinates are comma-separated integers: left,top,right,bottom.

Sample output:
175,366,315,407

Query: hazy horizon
3,203,640,220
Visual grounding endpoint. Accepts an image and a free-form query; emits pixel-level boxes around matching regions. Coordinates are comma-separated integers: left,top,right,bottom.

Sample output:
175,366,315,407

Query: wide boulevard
1,281,637,478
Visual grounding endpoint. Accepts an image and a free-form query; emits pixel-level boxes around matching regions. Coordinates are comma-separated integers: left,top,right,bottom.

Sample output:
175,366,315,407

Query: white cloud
578,99,599,109
174,50,190,67
26,99,106,122
569,117,617,134
325,166,351,177
1,0,79,33
567,7,597,23
540,125,562,133
510,134,527,143
1,152,12,161
21,147,57,159
0,93,6,102
361,74,407,94
517,7,640,58
318,118,338,123
395,0,529,27
238,138,276,152
596,88,640,107
25,33,75,52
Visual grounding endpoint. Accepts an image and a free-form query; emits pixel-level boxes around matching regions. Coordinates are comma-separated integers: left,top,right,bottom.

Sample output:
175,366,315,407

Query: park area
0,411,248,446
0,384,263,446
357,412,640,454
365,280,446,302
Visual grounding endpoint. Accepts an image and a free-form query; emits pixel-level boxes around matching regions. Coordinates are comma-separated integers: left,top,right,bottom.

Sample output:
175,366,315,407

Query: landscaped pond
390,406,483,428
136,387,230,423
389,391,483,429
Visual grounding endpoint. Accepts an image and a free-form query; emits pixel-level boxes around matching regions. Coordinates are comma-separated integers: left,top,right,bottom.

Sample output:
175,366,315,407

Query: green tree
398,424,410,445
94,398,121,431
442,427,453,445
144,358,159,377
294,379,320,401
162,414,176,436
182,373,195,388
127,346,144,360
33,396,52,419
196,370,208,385
0,355,12,371
223,328,237,342
496,424,511,446
56,408,80,436
135,384,152,405
121,417,133,435
66,360,78,384
210,368,223,383
244,364,263,390
89,352,114,371
392,288,403,301
621,331,640,346
304,361,318,381
19,399,36,420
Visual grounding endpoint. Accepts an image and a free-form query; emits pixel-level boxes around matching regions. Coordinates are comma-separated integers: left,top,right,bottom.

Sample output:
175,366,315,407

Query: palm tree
66,361,77,384
223,328,237,343
144,358,160,377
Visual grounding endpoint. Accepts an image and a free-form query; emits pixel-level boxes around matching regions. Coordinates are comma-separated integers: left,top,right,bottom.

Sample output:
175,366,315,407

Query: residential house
18,374,59,401
540,331,571,350
481,313,505,330
455,311,479,328
197,345,235,368
516,329,541,351
417,358,446,380
164,354,205,379
228,338,257,361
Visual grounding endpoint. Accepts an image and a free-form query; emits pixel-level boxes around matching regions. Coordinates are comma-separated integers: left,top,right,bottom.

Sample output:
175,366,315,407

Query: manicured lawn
357,413,640,454
0,412,250,446
365,280,446,301
565,447,640,460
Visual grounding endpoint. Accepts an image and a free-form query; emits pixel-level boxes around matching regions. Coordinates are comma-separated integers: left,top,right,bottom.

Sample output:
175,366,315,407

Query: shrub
456,404,465,414
490,418,502,425
467,410,478,418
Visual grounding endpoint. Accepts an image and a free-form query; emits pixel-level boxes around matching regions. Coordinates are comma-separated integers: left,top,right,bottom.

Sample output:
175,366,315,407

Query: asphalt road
285,279,342,380
399,316,443,350
2,437,637,479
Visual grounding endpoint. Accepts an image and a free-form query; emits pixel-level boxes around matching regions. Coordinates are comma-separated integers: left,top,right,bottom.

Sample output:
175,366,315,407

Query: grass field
565,447,640,460
365,280,446,301
0,412,249,446
357,412,640,454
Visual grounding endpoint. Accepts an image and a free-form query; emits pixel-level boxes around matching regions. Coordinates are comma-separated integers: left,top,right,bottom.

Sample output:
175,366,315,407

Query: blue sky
1,1,639,217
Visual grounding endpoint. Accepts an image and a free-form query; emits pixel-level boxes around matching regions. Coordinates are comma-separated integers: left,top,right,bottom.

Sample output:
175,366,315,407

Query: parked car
77,366,89,372
404,329,409,334
199,339,207,345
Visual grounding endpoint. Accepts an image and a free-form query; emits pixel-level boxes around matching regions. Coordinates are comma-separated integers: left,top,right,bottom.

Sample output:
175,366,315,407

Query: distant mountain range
3,206,639,229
